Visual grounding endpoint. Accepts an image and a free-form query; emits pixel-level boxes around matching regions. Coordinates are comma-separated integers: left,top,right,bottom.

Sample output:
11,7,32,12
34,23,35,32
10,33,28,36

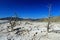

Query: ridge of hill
0,16,60,22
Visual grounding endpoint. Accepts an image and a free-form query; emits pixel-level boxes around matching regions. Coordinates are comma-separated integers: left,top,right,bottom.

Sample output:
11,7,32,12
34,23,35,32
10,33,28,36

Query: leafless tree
8,12,18,31
47,4,51,33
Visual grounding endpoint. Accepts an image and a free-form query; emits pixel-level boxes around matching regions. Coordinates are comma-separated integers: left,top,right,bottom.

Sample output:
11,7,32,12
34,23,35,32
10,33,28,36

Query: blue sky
0,0,60,18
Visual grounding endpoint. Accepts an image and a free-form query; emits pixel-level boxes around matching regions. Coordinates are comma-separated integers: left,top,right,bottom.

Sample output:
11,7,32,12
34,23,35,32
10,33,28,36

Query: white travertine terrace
0,20,60,40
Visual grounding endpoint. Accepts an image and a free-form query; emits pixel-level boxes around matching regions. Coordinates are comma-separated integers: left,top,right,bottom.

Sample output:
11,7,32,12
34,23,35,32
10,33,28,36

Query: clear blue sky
0,0,60,18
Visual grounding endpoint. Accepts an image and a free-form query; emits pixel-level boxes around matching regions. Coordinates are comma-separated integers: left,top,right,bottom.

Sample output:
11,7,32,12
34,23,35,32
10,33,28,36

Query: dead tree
47,4,51,33
8,12,19,31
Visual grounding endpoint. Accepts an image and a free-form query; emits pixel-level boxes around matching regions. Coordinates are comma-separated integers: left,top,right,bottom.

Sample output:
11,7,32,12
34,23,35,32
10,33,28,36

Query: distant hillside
0,17,41,21
0,16,60,22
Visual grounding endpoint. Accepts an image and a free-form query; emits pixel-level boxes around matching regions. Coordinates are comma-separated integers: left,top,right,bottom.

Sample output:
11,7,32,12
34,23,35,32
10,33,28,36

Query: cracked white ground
0,20,60,40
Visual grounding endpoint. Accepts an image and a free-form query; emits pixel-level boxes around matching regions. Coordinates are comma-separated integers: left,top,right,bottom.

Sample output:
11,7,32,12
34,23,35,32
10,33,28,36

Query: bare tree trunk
47,4,51,33
47,18,50,32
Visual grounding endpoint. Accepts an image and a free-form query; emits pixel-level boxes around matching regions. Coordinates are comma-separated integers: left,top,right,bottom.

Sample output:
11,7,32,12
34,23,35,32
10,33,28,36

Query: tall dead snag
47,4,51,33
